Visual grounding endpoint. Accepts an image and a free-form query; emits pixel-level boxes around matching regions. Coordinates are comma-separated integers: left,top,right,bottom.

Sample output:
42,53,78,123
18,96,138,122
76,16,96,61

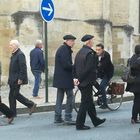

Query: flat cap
63,35,76,40
81,34,94,42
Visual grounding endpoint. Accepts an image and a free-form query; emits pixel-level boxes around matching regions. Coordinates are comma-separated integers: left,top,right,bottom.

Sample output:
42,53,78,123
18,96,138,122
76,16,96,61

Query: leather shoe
54,119,64,124
7,117,14,124
131,119,140,124
29,103,37,115
94,118,106,127
64,120,76,125
99,104,108,109
76,125,91,130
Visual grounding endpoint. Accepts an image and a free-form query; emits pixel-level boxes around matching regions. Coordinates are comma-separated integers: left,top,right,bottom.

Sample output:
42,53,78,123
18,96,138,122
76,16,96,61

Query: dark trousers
76,84,98,127
9,85,34,116
132,93,140,120
0,103,13,118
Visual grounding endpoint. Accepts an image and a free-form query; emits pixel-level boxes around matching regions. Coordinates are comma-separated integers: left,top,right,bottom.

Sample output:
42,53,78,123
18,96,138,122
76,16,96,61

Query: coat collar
63,42,73,53
12,48,20,56
83,45,94,52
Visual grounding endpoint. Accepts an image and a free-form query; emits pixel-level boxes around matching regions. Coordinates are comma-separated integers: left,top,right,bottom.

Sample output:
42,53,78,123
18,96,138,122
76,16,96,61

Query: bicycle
73,80,125,112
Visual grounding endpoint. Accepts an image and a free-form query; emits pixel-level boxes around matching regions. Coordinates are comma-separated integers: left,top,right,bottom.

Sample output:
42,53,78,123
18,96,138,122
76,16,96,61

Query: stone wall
0,0,140,84
112,25,134,64
47,19,112,77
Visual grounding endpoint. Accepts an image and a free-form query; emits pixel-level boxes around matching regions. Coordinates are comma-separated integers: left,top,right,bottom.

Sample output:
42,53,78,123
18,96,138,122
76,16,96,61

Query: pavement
0,101,140,140
0,77,134,114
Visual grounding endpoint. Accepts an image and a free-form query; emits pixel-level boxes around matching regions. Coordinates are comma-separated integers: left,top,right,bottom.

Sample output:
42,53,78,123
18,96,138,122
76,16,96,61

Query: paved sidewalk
0,77,134,114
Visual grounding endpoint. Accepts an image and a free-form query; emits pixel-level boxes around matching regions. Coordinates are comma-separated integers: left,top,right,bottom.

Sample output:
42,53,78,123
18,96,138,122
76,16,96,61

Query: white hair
10,40,20,47
35,40,43,45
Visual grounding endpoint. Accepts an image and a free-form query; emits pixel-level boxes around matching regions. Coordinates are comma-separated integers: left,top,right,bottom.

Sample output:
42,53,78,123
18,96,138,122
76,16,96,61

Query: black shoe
135,120,140,123
64,120,76,125
99,104,108,109
54,119,64,124
131,119,140,124
8,117,14,124
94,118,106,127
97,97,102,106
76,125,91,130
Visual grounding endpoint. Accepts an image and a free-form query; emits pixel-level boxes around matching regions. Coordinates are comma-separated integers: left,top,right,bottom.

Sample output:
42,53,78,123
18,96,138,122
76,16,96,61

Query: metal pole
44,22,48,102
139,0,140,33
0,61,1,103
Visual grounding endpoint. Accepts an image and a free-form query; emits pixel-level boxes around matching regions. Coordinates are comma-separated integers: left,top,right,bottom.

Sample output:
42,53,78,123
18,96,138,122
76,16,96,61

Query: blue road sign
40,0,54,22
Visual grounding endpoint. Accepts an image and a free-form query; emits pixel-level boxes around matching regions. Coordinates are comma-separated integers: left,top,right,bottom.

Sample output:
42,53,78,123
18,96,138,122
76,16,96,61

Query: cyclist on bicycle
95,43,114,109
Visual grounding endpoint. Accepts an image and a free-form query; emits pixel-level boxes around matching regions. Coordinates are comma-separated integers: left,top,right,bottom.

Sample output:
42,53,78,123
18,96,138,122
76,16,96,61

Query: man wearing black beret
53,34,76,124
63,35,76,40
73,34,106,130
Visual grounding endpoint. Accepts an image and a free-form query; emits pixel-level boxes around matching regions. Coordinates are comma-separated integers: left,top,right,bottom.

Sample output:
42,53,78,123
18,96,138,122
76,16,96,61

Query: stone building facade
0,0,140,84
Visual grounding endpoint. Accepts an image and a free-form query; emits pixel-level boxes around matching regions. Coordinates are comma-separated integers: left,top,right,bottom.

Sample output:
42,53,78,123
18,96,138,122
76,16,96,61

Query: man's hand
73,78,80,86
17,79,23,85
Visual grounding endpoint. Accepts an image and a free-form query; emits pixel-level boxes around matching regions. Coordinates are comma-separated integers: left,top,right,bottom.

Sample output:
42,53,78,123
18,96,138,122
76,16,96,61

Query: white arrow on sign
42,3,53,16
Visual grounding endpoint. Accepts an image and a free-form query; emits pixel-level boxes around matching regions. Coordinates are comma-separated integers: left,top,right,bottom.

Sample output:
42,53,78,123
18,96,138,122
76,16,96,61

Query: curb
17,95,134,115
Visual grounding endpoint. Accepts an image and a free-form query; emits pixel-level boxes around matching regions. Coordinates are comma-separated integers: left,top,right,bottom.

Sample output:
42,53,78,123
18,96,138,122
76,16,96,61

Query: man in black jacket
53,35,76,124
8,40,36,117
73,35,106,130
95,43,114,109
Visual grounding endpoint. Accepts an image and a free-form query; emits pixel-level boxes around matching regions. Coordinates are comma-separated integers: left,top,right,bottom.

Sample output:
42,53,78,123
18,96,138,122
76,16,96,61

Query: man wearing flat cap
73,34,106,130
53,34,76,124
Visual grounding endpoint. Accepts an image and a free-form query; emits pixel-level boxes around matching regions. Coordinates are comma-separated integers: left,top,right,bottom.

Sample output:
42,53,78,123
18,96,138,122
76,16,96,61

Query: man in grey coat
53,35,76,124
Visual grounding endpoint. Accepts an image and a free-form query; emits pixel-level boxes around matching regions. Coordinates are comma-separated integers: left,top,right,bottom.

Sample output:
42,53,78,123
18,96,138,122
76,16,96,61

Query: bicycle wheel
106,82,124,111
73,87,81,113
106,92,123,111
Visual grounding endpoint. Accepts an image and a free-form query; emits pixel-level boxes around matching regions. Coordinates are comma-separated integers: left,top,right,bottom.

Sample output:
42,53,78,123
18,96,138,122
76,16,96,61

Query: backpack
121,59,136,83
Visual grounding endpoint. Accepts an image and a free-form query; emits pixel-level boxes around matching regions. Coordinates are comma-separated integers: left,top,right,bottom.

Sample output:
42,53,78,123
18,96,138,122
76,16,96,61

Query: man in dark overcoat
8,40,36,117
53,35,76,124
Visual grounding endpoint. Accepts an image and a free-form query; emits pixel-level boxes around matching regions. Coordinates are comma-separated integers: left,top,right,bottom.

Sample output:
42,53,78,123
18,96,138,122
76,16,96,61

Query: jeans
55,88,74,121
32,70,42,97
99,76,110,105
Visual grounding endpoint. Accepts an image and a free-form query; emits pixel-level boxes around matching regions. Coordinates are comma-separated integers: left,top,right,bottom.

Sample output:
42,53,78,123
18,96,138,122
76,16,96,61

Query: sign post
40,0,54,102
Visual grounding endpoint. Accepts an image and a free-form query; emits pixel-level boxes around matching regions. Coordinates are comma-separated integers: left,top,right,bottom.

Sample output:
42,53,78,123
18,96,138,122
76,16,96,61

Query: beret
81,34,94,42
63,35,76,40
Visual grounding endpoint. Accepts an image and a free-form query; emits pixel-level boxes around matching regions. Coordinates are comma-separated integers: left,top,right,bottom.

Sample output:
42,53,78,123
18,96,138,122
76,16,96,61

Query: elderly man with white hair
30,40,45,98
8,40,36,117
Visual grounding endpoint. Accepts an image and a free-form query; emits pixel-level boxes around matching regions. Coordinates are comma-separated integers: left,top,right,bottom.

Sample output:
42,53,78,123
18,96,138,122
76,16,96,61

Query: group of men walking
0,33,114,130
0,39,45,123
53,34,114,130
